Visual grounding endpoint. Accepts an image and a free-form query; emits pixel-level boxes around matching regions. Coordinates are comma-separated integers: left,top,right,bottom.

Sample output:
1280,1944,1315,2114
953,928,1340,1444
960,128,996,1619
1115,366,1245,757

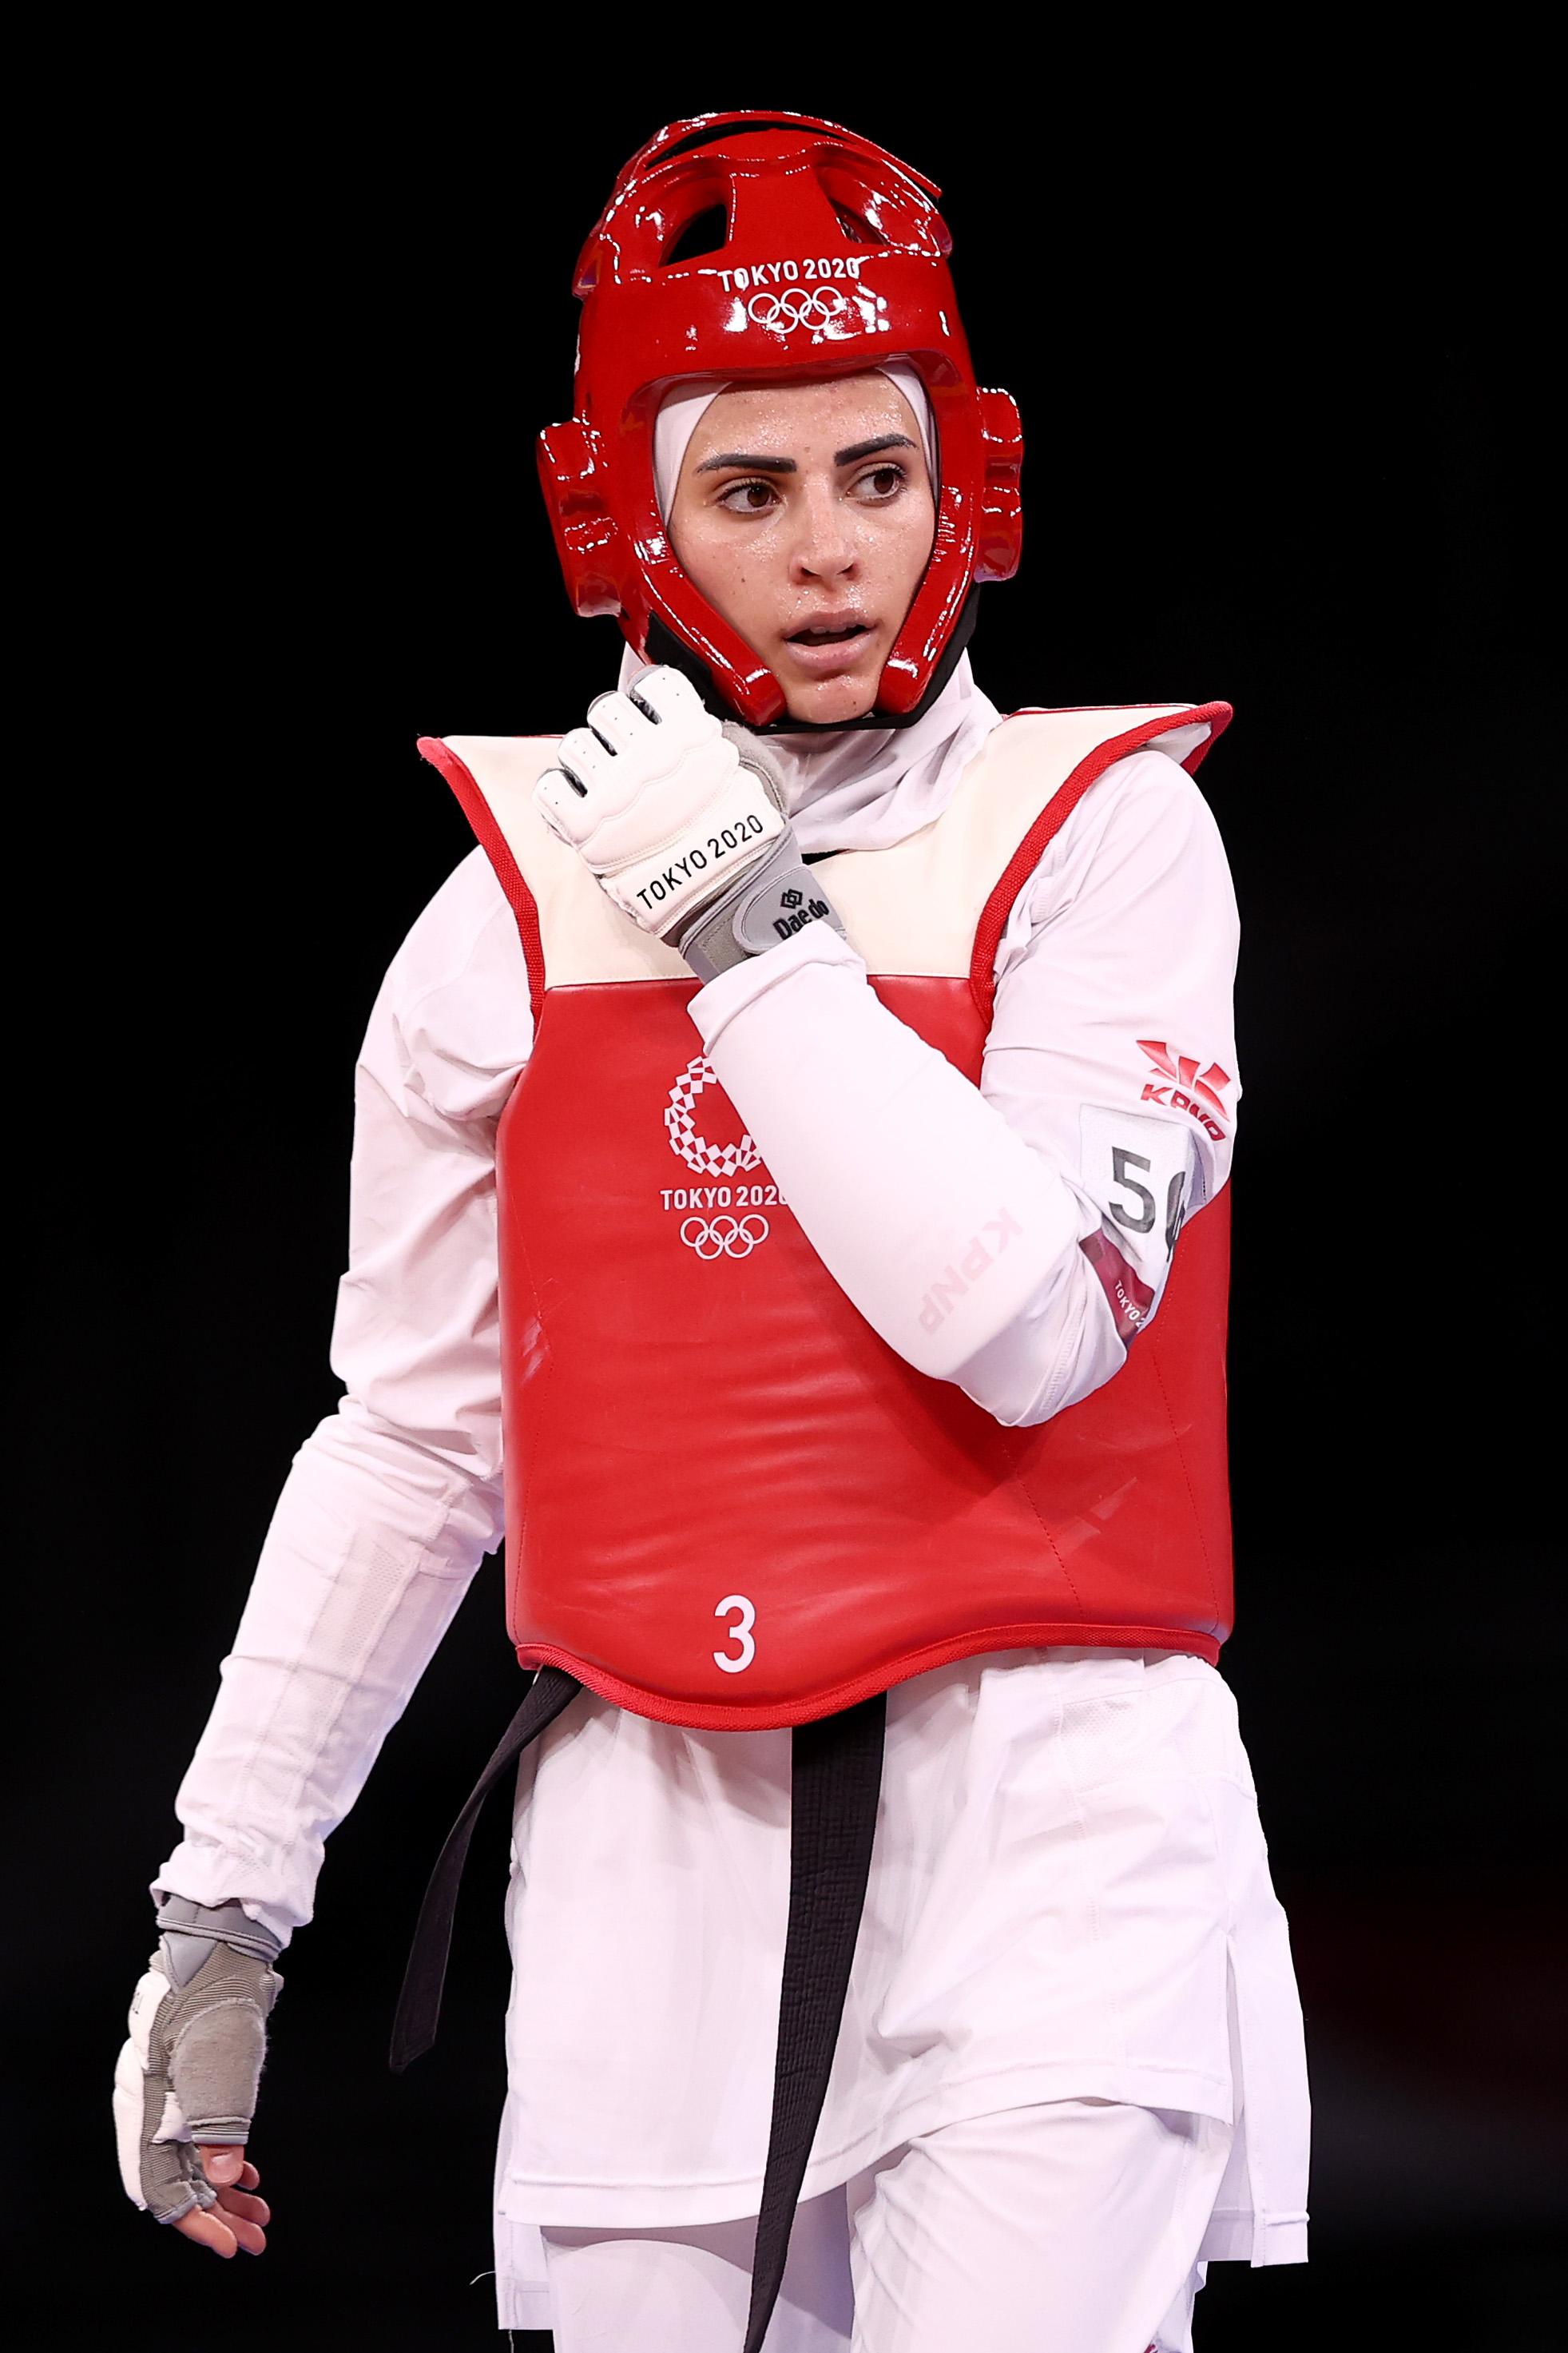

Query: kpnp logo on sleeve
1137,1041,1233,1142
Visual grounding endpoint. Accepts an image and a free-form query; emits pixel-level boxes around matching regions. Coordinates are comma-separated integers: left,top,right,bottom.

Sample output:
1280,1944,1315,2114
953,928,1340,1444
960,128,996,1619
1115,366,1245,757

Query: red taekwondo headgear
538,111,1024,731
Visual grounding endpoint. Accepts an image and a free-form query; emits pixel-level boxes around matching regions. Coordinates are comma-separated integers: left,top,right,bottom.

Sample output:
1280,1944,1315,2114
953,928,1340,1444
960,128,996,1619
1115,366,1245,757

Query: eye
716,478,781,515
852,463,907,503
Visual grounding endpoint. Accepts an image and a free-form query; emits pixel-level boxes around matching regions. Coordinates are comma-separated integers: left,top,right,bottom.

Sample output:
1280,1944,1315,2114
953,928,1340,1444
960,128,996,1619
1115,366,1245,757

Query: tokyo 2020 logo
665,1057,761,1178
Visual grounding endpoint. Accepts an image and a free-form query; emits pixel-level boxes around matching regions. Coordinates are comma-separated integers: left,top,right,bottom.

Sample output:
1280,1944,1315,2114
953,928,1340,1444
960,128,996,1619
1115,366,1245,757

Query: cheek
865,505,937,594
673,519,774,610
673,529,730,610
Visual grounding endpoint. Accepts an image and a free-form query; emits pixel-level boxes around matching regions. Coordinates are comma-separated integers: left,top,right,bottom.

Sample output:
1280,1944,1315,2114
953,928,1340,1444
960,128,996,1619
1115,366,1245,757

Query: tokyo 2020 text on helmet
537,110,1024,730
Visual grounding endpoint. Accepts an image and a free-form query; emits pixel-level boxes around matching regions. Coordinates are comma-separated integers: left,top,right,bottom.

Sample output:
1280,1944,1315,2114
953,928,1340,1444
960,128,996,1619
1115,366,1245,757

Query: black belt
392,1669,887,2353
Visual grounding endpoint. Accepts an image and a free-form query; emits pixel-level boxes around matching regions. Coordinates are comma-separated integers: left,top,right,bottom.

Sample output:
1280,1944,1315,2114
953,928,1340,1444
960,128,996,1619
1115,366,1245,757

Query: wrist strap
675,827,846,983
155,1894,282,1988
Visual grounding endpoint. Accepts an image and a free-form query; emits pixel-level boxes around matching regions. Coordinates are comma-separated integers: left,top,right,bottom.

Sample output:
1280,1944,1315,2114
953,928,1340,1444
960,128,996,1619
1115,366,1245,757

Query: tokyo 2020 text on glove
114,1896,282,2229
533,666,846,982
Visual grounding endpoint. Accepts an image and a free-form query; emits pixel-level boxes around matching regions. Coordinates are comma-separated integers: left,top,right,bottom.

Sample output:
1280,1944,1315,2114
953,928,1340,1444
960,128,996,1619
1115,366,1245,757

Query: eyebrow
835,433,917,465
693,431,919,476
696,451,797,474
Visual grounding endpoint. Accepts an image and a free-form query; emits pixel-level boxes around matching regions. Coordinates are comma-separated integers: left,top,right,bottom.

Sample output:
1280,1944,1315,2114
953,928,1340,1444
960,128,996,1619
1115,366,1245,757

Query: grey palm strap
744,1692,886,2353
389,1666,582,2073
388,1671,886,2353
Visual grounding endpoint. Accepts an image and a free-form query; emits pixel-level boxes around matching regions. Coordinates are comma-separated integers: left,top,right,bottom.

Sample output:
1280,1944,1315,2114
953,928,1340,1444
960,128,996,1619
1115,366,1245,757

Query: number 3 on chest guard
713,1594,756,1673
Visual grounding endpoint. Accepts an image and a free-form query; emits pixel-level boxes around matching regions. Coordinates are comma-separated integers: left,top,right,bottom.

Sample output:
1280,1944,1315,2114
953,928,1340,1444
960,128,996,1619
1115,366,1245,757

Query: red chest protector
423,702,1235,1731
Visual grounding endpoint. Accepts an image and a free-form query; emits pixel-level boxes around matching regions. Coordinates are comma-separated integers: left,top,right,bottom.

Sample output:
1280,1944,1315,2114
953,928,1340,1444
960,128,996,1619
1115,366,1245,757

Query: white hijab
621,364,1001,856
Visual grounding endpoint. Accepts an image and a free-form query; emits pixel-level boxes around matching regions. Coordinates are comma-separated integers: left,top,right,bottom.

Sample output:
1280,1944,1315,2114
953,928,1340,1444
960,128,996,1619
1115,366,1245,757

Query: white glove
534,667,788,937
114,1898,282,2228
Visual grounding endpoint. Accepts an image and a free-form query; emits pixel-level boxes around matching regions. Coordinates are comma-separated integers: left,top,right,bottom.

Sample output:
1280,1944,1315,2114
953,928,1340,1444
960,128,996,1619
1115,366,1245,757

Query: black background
8,58,1562,2352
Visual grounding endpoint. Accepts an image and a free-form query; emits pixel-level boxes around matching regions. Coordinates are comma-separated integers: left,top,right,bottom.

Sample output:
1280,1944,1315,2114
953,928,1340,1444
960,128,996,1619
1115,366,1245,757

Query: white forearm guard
694,928,1084,1384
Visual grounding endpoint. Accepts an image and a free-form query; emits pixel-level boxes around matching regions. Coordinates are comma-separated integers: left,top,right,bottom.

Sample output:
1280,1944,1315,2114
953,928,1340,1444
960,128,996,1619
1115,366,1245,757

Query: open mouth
787,622,871,646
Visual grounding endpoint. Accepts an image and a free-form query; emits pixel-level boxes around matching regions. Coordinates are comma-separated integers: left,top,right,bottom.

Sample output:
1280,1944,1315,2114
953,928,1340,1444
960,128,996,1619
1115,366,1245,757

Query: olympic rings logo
745,285,883,340
680,1214,770,1260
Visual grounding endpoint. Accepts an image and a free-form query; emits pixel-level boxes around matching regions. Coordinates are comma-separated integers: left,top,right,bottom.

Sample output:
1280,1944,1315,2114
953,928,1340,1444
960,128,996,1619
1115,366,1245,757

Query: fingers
565,671,714,789
539,705,661,837
169,2148,268,2256
215,2183,271,2227
175,2205,268,2257
532,666,742,906
173,2204,244,2257
556,723,618,791
201,2148,266,2225
211,2184,270,2253
584,691,656,757
534,762,595,844
625,667,709,731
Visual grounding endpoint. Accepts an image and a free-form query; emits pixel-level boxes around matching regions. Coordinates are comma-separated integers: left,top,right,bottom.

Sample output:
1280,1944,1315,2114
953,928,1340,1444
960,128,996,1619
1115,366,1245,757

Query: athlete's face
668,374,937,725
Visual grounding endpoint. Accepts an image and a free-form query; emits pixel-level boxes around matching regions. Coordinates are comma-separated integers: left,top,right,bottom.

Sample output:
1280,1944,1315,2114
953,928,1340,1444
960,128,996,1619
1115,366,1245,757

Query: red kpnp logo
1137,1041,1232,1142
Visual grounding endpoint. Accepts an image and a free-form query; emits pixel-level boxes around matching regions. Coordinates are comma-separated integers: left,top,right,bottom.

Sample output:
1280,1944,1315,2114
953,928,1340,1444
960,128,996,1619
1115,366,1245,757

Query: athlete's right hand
533,666,786,937
114,1898,282,2252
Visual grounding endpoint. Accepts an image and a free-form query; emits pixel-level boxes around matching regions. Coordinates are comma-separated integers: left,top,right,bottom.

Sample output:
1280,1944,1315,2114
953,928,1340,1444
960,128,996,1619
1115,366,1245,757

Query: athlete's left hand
534,667,786,938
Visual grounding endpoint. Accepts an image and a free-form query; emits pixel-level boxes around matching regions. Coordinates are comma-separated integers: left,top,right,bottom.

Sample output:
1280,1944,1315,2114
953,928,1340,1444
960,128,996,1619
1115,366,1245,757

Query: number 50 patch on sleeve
1078,1107,1195,1339
1081,1105,1195,1256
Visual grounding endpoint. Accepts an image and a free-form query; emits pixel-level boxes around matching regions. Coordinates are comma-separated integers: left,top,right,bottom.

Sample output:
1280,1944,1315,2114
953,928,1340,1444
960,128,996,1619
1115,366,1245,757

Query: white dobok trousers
532,2101,1224,2351
491,1651,1307,2288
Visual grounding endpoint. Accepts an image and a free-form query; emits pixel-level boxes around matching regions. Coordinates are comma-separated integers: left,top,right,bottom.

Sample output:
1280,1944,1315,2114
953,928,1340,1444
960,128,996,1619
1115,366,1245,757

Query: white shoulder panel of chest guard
819,706,1209,979
448,708,1210,988
444,733,691,987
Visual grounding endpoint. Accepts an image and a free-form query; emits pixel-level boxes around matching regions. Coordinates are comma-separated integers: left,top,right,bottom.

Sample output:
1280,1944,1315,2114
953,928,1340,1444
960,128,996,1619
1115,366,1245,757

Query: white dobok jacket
154,664,1309,2322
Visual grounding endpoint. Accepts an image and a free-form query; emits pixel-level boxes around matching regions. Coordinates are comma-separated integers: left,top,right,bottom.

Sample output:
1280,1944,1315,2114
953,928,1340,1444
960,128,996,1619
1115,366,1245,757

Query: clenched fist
535,667,786,936
535,667,844,980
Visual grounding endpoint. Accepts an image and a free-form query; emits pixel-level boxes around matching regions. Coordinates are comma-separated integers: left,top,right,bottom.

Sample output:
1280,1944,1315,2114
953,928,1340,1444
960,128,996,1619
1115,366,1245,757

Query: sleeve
153,850,532,1944
690,750,1238,1429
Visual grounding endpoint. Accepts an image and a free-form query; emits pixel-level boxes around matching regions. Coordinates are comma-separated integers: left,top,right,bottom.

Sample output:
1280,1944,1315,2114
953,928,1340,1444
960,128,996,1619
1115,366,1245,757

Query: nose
788,477,857,587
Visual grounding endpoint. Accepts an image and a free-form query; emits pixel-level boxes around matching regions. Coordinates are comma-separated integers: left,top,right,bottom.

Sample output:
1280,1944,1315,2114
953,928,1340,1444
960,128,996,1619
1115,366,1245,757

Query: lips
781,614,878,677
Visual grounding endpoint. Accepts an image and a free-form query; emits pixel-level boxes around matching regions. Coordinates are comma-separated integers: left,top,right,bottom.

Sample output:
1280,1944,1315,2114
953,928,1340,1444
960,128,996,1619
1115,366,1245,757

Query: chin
782,666,883,726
